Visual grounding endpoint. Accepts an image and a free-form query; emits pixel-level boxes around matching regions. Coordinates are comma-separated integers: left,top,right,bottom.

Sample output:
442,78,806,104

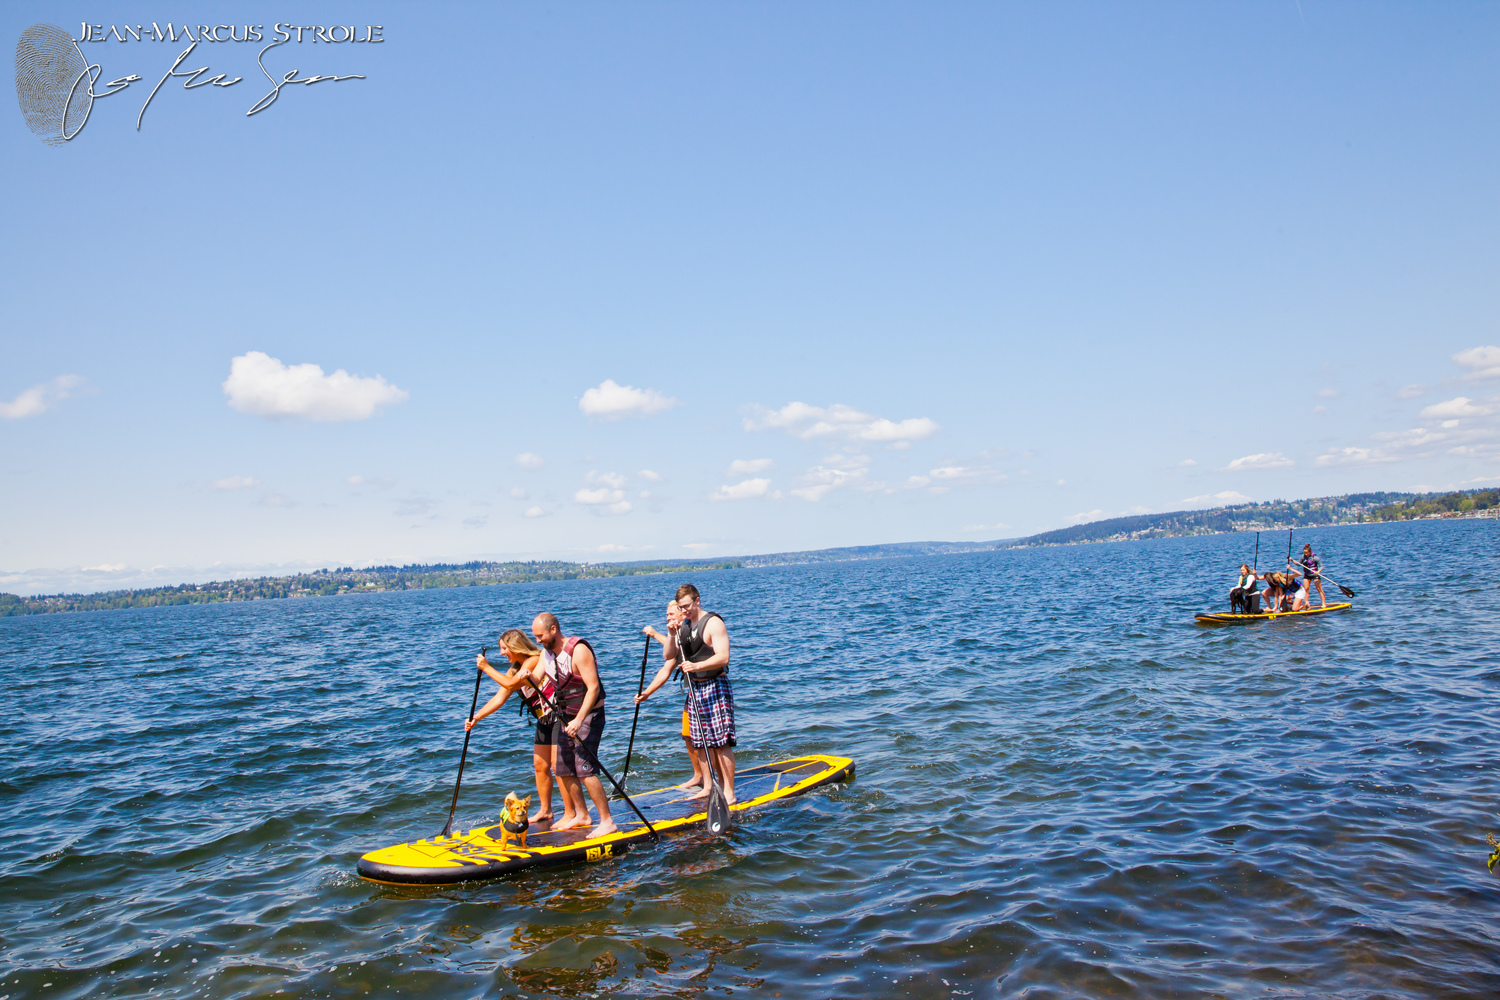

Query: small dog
498,793,531,851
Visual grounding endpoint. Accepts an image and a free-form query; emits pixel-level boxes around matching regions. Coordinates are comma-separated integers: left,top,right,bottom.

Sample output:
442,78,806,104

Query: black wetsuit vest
679,612,725,681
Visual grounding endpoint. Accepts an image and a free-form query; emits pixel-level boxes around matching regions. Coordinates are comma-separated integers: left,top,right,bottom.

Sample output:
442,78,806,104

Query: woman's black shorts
534,715,557,747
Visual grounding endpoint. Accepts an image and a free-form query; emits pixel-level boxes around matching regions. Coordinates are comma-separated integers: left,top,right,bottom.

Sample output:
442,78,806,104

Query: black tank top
679,612,725,680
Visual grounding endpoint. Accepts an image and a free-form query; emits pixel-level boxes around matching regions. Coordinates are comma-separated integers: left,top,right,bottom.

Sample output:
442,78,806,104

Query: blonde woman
466,628,582,828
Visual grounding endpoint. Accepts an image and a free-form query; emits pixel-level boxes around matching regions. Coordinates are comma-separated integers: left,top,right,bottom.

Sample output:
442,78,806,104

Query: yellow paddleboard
356,754,854,885
1195,601,1352,625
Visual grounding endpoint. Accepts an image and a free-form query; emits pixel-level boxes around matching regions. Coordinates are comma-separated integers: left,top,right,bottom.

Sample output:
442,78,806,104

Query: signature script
59,36,364,137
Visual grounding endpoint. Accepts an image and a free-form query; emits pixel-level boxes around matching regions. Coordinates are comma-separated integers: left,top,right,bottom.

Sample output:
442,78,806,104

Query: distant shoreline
3,488,1494,617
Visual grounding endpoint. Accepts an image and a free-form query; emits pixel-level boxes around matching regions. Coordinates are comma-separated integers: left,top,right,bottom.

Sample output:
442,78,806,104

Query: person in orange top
636,599,709,792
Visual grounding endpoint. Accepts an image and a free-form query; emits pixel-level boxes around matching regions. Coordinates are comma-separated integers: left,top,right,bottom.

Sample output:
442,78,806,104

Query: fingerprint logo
14,23,93,145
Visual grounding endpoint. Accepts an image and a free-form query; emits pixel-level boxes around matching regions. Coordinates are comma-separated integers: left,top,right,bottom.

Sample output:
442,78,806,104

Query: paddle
528,666,659,843
683,668,732,836
439,646,488,839
1289,560,1358,599
618,635,652,792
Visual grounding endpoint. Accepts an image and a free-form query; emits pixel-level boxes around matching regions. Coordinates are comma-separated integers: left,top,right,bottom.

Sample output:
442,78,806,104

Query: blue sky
3,2,1497,595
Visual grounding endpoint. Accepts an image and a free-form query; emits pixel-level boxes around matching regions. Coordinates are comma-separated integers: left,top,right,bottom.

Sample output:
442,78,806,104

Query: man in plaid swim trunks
663,583,737,804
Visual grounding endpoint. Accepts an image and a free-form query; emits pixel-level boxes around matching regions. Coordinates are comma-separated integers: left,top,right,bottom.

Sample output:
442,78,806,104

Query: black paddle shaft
683,669,732,835
528,665,659,842
440,647,488,839
619,635,652,791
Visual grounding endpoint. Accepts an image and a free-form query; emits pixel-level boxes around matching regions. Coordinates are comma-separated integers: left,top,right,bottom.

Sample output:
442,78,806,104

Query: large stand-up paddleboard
1195,602,1352,625
357,754,854,886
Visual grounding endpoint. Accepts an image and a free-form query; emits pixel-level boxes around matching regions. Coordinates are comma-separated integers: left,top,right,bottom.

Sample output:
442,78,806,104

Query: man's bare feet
552,814,590,831
687,787,711,800
724,793,736,806
675,779,703,791
528,810,553,825
588,819,618,838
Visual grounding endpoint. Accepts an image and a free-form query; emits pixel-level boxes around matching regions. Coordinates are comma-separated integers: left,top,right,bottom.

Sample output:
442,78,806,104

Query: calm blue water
2,519,1499,999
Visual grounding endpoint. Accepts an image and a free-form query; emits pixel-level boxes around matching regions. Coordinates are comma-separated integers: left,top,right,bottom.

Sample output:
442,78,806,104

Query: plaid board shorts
684,675,735,749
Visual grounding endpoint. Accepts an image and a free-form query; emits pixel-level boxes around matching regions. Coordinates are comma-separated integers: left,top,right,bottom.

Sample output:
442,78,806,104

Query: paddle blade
706,782,732,835
1338,584,1357,598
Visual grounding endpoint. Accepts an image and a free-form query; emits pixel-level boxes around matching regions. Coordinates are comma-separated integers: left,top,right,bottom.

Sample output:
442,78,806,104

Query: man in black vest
663,583,736,803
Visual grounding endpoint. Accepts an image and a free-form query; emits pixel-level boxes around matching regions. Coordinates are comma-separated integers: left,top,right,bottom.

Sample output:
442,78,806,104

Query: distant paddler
1229,564,1259,614
1299,544,1327,608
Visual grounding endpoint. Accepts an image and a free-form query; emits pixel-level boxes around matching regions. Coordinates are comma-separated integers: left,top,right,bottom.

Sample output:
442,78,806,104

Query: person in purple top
1300,544,1326,608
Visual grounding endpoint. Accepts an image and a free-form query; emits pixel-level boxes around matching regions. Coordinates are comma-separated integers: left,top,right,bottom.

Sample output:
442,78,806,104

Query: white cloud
1056,479,1066,487
1311,405,1328,414
1315,447,1399,467
1182,490,1252,505
509,487,529,500
711,478,772,501
1222,452,1294,472
1441,419,1459,429
222,352,407,422
904,475,930,489
574,486,632,514
1317,388,1340,398
789,461,872,501
1397,384,1427,399
586,470,629,490
523,506,546,518
210,475,260,491
1177,459,1197,467
516,452,545,469
578,379,677,419
258,493,293,508
0,374,88,419
1454,345,1500,381
961,522,1011,532
462,515,488,529
638,469,664,482
744,402,939,446
728,458,774,476
1420,396,1494,420
923,464,1005,487
347,474,395,489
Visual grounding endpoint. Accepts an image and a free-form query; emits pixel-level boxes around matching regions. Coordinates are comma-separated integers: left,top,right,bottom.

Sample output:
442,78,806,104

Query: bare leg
553,745,584,827
530,747,554,824
712,746,736,804
1315,580,1326,607
582,775,616,837
552,777,592,830
676,737,706,790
